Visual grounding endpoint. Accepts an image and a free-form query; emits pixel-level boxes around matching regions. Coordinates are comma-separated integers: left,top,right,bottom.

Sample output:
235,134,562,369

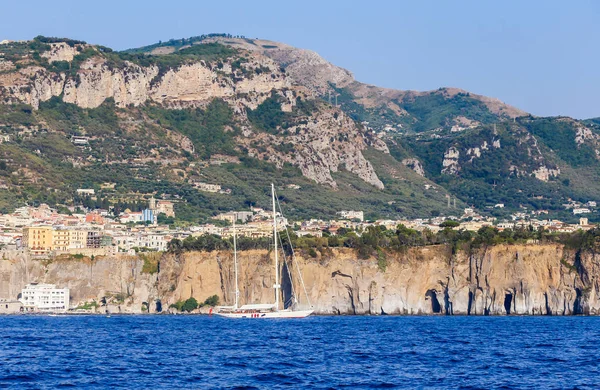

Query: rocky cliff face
0,50,288,110
0,252,157,313
2,244,598,315
242,107,385,188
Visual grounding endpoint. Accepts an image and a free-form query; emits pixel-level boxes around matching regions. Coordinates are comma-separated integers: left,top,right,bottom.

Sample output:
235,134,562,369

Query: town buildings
1,195,599,260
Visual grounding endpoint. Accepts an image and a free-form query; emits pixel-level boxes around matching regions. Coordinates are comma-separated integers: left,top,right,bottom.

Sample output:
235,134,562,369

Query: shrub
181,297,199,312
202,295,220,307
170,297,200,312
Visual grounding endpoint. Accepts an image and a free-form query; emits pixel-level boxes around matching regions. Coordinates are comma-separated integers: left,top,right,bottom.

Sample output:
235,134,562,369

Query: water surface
0,315,598,388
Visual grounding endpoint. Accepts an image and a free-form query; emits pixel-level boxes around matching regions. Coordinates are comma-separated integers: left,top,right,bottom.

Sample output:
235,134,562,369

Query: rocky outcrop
0,252,157,313
2,244,600,315
243,108,384,188
159,245,600,315
204,37,355,95
0,60,15,72
401,158,425,177
41,42,82,63
441,147,460,175
532,166,560,182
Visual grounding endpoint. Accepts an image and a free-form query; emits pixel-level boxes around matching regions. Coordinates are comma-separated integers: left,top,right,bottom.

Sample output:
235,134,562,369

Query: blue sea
0,315,599,389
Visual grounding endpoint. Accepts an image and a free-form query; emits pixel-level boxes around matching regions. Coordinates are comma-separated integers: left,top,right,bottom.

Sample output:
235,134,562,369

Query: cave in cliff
573,288,583,315
504,293,513,315
425,290,441,314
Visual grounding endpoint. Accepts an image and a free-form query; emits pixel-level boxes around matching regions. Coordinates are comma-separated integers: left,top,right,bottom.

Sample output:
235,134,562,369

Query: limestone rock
41,42,82,63
532,166,560,182
3,244,599,316
402,158,425,177
441,147,460,175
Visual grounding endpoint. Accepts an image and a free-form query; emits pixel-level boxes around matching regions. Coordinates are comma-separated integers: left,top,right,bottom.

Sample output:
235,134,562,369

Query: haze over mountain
1,34,599,223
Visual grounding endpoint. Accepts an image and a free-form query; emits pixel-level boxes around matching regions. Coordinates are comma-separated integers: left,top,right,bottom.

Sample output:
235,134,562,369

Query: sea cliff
1,244,598,315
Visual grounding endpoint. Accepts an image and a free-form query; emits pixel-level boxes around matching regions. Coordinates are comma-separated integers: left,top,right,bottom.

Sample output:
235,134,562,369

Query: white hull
215,309,313,319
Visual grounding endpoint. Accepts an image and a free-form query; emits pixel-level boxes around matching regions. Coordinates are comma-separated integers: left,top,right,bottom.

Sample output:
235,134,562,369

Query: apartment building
20,283,70,313
22,226,53,255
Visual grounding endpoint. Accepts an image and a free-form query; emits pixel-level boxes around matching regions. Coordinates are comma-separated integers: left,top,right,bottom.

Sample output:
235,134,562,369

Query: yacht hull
215,309,313,319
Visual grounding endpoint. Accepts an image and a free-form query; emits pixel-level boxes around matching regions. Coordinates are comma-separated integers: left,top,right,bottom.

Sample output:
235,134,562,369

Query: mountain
123,35,600,222
0,35,599,223
0,35,452,221
199,36,527,133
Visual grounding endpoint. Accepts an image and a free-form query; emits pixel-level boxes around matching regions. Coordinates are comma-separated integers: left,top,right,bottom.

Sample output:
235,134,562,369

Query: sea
0,315,598,389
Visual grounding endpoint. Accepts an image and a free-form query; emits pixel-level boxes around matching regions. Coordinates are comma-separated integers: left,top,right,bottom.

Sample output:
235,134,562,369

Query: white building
336,210,364,222
20,283,70,313
76,189,95,195
573,208,591,215
137,233,168,251
71,136,89,145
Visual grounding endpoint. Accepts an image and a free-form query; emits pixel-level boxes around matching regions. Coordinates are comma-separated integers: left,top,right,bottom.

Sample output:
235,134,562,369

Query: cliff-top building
22,226,53,255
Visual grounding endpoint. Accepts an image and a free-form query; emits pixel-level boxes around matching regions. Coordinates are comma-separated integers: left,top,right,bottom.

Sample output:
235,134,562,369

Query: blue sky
2,0,599,118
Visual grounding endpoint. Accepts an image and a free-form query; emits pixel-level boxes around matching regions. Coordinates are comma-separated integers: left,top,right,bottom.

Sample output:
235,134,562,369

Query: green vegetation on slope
522,117,598,167
145,98,237,159
399,92,498,133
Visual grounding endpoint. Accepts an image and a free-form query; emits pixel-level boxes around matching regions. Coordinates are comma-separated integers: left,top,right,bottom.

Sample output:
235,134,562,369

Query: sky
2,0,599,119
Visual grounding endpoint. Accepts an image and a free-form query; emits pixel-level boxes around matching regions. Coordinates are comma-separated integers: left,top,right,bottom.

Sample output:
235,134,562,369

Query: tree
181,297,198,312
439,220,460,228
203,295,219,307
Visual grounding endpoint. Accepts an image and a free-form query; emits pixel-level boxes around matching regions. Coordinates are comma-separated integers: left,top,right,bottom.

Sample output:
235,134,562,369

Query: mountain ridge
0,34,599,223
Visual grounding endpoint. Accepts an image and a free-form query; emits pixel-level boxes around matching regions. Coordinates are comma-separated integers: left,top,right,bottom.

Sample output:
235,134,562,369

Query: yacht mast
272,183,280,311
233,219,239,309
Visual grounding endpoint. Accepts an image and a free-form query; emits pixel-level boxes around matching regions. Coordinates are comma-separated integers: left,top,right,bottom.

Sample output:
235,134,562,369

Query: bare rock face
0,60,15,72
441,147,460,175
402,158,425,177
41,42,82,63
0,52,288,110
532,166,560,182
264,48,354,95
164,245,600,315
63,60,158,108
2,244,598,316
0,67,66,108
243,107,384,189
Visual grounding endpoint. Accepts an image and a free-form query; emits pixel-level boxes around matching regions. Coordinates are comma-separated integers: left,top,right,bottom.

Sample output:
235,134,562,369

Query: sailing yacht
215,184,314,319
